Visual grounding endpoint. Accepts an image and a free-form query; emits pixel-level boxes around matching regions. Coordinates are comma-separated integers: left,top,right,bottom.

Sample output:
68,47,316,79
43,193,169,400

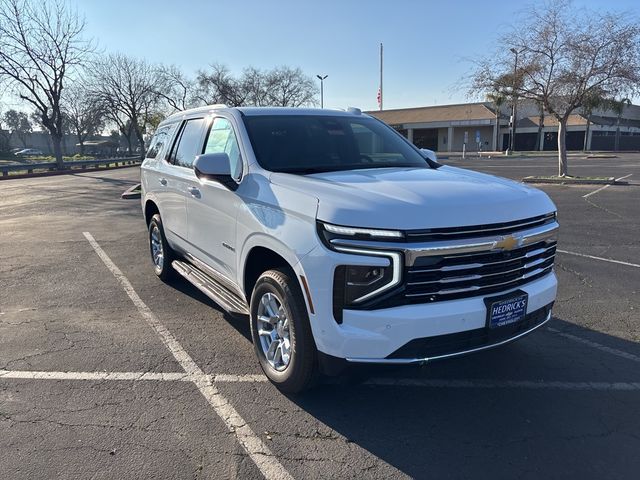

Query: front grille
387,303,552,359
405,213,555,242
403,240,556,304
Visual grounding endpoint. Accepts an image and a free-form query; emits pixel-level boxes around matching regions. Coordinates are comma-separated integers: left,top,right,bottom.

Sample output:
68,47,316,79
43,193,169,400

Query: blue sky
14,0,640,111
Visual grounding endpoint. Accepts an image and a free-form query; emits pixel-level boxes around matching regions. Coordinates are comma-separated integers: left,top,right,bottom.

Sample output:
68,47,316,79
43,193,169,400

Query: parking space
1,155,639,479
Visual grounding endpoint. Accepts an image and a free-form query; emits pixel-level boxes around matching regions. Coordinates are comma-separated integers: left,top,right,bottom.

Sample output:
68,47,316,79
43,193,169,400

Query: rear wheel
250,269,317,393
148,214,176,282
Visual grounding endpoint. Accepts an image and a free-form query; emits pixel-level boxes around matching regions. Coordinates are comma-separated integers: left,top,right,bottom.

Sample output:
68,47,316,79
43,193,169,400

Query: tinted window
146,124,176,159
203,117,242,179
242,115,428,173
169,118,205,168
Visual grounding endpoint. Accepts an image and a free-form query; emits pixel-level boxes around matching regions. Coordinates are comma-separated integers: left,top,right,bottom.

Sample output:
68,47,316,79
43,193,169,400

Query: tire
250,269,317,393
148,213,176,282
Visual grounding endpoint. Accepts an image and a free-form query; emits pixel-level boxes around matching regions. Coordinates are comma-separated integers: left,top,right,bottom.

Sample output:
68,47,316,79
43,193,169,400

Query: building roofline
365,101,490,114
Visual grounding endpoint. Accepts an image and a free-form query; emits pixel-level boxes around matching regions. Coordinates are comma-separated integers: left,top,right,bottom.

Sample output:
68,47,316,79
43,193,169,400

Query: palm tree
535,101,545,151
486,91,506,151
581,90,605,151
609,97,631,151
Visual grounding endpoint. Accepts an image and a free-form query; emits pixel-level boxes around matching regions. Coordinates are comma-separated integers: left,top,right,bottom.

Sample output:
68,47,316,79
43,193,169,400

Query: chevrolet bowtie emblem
493,235,521,251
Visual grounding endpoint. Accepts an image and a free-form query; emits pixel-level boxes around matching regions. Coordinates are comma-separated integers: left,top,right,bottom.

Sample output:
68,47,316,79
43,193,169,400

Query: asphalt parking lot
1,154,639,479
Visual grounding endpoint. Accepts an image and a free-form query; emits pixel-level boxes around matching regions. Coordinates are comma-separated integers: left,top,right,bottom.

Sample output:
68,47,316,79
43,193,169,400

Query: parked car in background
14,148,44,157
141,105,559,393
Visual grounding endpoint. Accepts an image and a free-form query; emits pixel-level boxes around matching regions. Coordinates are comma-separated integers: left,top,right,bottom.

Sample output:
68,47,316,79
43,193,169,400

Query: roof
366,103,497,125
517,114,588,128
238,107,361,116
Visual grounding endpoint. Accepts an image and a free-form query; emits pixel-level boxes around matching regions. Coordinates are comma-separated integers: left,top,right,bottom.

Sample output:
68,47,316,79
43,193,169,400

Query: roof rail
166,104,229,121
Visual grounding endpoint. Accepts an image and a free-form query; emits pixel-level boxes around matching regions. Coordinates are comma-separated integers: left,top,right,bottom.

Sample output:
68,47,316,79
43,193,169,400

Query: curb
522,176,617,185
121,184,142,199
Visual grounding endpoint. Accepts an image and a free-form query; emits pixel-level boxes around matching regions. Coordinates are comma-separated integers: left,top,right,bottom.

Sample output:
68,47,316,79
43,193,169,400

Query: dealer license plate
486,292,528,329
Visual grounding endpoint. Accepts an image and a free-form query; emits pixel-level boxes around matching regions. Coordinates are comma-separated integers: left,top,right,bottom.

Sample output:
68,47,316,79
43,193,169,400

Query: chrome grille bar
406,265,554,298
409,243,556,274
406,255,555,286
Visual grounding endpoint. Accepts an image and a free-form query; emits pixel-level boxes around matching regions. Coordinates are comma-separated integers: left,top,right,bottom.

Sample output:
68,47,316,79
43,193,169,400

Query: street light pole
509,47,522,153
316,74,328,108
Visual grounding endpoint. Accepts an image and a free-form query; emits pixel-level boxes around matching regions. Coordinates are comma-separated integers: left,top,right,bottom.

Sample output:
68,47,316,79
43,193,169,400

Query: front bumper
298,235,558,360
346,304,552,364
297,217,559,362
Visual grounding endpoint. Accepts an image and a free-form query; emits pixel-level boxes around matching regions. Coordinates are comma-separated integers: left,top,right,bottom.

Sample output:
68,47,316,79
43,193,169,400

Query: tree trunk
557,117,568,177
134,124,146,159
583,117,591,151
52,134,64,170
615,119,621,151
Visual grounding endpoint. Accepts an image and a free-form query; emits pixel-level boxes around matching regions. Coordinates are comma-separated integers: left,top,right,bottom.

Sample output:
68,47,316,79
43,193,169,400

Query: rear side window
168,118,205,168
203,117,242,180
146,124,176,159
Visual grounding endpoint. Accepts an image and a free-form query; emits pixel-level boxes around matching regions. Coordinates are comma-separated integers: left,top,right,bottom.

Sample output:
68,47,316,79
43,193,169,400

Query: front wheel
148,213,176,282
250,269,317,393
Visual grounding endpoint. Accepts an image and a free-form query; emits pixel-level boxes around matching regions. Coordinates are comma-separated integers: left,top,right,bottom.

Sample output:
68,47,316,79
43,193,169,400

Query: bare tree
265,66,317,107
195,63,247,107
242,66,270,106
0,0,93,169
2,109,31,147
194,64,317,108
90,54,162,158
63,84,105,155
468,0,640,176
154,65,197,112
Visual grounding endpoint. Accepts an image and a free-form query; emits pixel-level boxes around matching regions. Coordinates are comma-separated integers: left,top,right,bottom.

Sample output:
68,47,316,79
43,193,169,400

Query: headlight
318,221,404,247
323,223,403,239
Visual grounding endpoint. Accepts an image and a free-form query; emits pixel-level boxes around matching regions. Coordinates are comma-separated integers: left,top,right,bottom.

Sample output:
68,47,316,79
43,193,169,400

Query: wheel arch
242,245,295,302
144,199,160,226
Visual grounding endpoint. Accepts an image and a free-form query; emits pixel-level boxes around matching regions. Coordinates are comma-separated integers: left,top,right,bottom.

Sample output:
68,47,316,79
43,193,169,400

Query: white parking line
582,173,633,198
4,369,639,391
0,370,192,381
557,249,640,268
362,378,640,390
83,232,293,480
213,373,269,382
547,327,640,363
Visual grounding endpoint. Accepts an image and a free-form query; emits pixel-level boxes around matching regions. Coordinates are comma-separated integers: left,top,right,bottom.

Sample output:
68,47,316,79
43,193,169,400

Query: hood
269,165,556,230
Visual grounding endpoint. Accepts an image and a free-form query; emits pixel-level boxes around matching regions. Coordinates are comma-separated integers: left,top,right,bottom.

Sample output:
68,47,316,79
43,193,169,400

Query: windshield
242,115,429,173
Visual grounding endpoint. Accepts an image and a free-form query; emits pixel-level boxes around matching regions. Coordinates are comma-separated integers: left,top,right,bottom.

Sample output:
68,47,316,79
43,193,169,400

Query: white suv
141,105,558,392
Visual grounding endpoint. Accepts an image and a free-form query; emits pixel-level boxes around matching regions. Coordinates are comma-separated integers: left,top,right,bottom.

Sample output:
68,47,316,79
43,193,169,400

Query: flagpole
379,42,383,111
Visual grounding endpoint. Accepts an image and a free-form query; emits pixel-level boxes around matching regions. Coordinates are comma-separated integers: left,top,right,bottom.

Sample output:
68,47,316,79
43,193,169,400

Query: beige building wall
450,126,494,152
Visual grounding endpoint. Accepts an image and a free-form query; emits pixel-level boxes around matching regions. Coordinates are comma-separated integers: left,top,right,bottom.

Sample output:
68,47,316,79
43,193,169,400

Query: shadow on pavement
282,317,640,479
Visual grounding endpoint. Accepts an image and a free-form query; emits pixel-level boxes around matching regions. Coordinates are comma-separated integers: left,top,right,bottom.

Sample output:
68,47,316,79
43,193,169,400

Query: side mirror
420,148,438,163
194,153,236,189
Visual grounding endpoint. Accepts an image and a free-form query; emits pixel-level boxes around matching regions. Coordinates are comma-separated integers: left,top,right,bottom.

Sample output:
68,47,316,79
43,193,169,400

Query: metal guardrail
1,157,141,177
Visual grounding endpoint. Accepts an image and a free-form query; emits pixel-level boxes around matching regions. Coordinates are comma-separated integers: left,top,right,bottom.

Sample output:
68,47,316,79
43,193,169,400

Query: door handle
188,187,201,198
159,178,167,186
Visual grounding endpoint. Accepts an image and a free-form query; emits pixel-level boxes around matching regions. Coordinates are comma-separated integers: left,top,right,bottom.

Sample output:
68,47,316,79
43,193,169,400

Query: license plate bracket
484,290,528,329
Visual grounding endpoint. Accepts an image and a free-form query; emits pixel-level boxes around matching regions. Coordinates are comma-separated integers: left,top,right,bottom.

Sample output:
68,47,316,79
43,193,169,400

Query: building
368,101,640,152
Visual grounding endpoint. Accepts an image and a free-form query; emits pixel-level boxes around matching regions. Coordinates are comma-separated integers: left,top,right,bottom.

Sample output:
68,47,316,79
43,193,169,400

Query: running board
172,260,250,315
